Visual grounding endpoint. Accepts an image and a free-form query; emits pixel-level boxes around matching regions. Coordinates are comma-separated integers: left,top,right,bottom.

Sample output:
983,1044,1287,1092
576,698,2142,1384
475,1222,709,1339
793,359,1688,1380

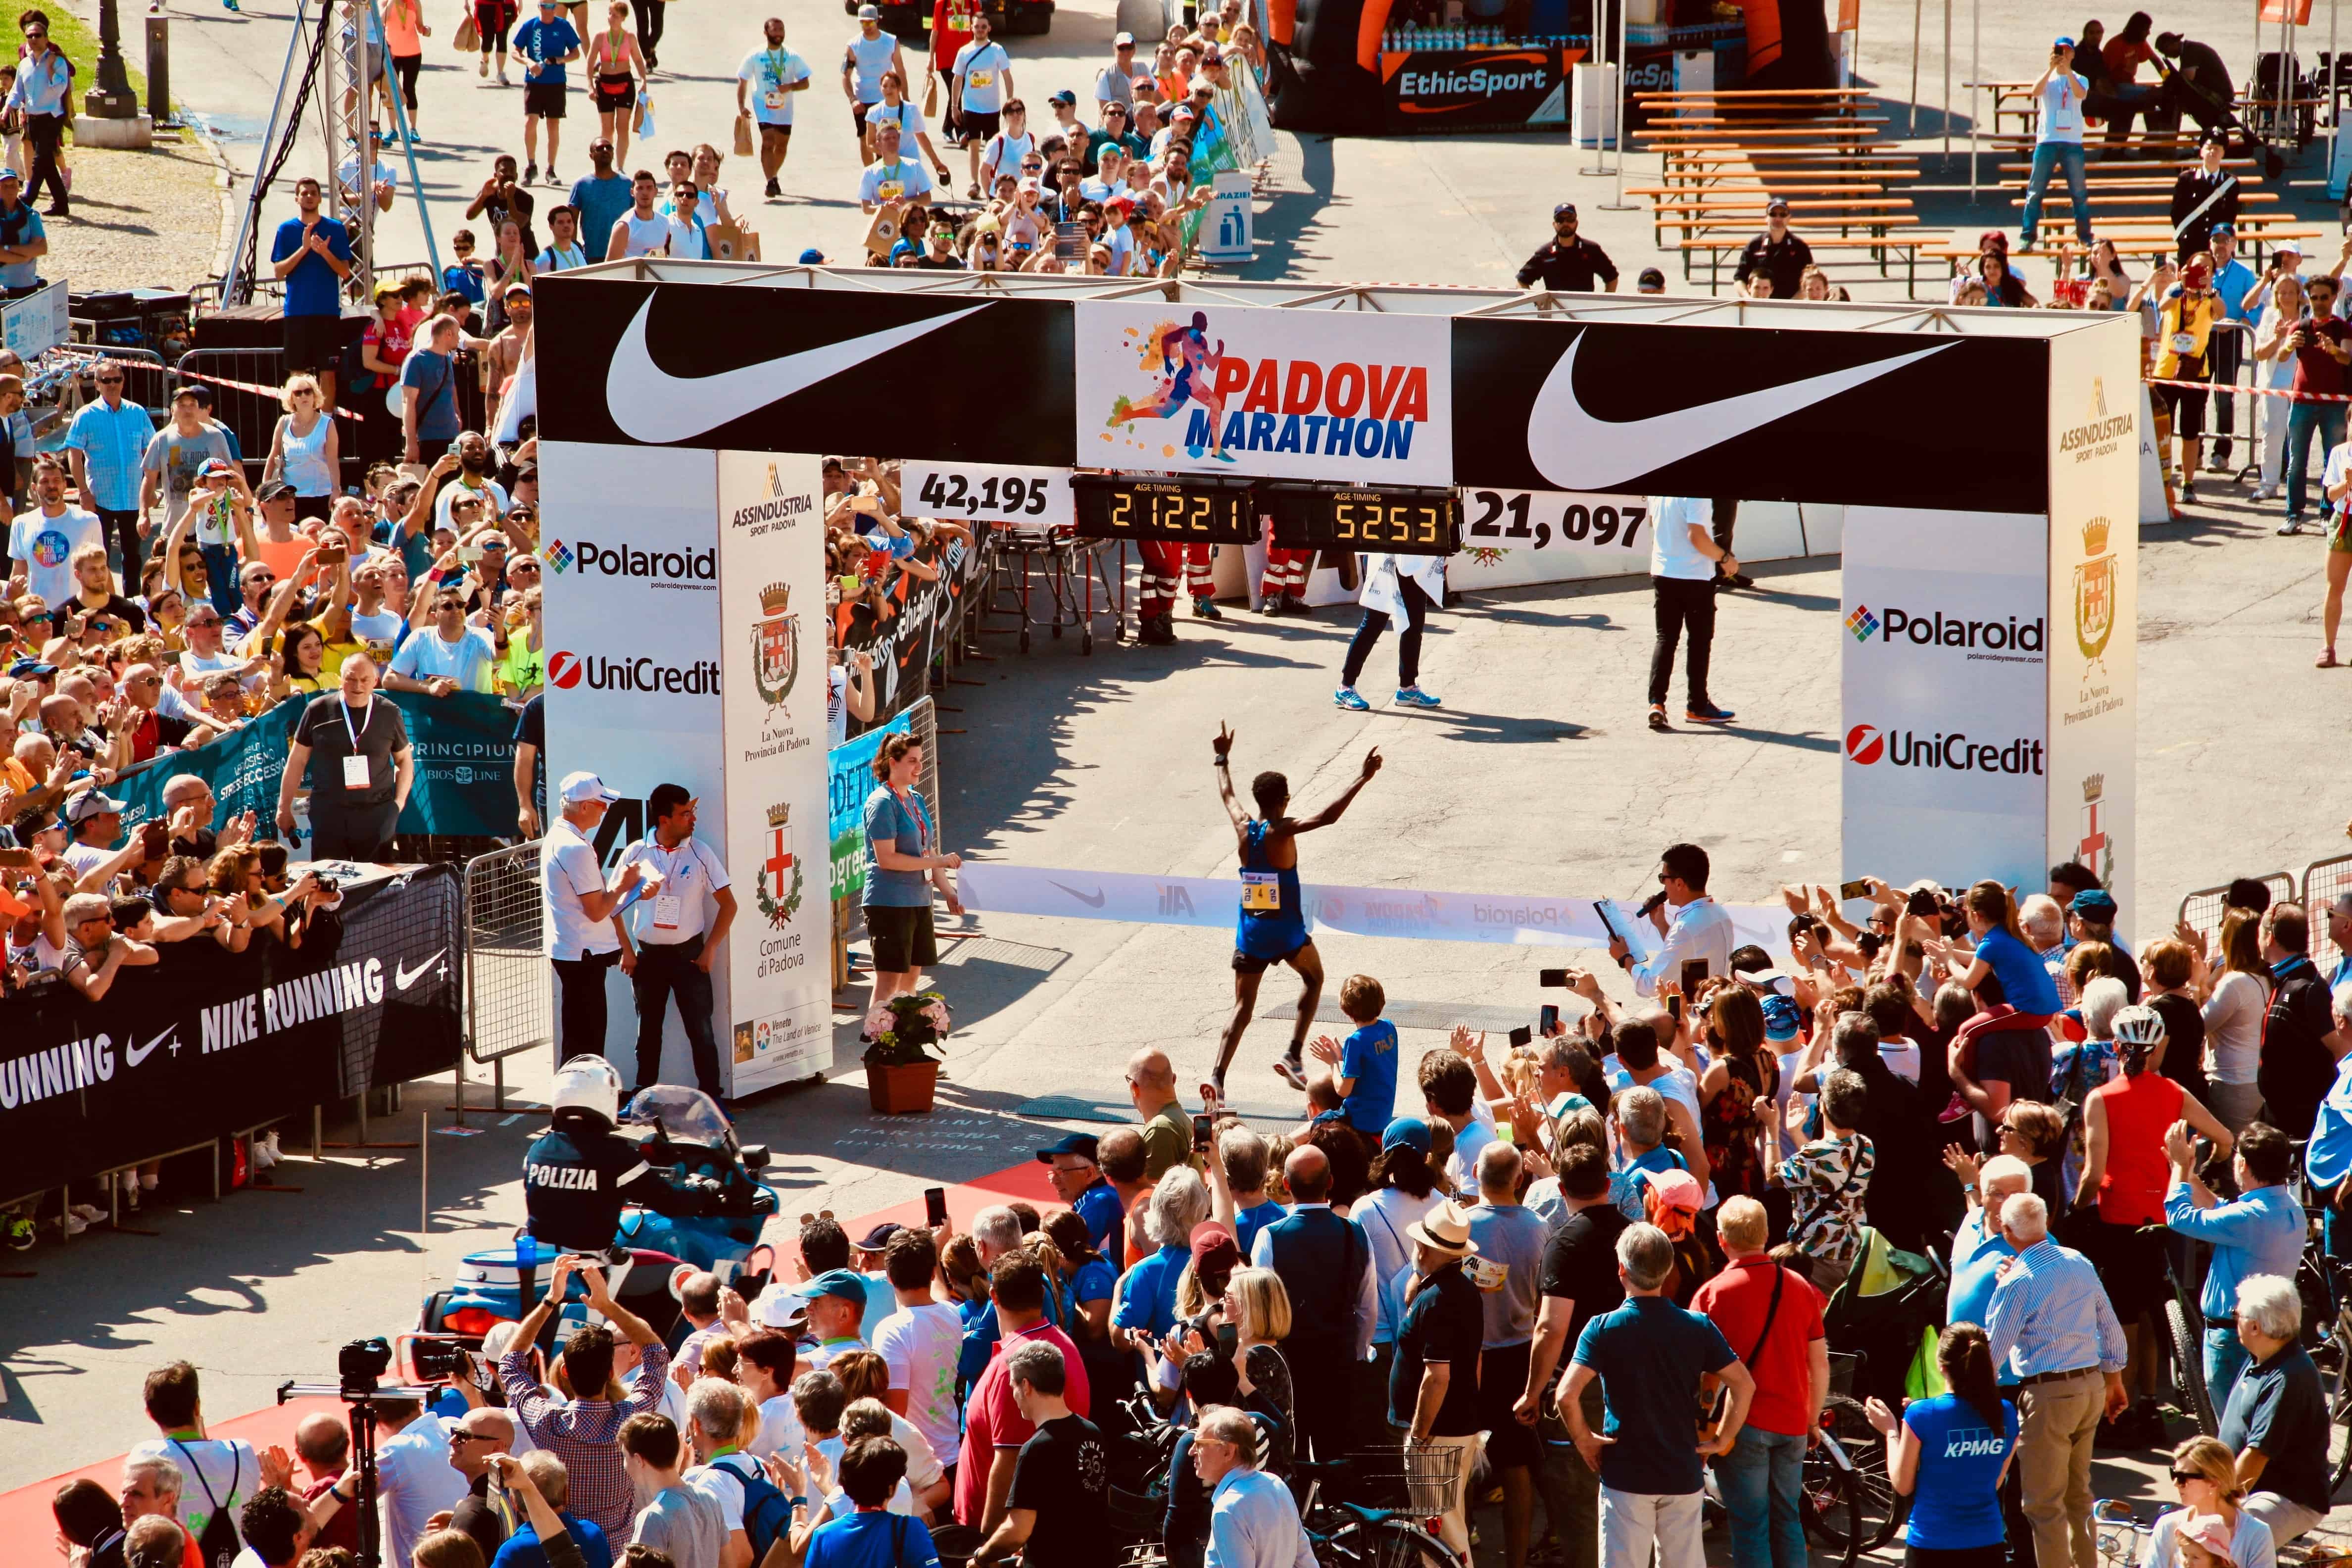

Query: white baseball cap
558,771,620,805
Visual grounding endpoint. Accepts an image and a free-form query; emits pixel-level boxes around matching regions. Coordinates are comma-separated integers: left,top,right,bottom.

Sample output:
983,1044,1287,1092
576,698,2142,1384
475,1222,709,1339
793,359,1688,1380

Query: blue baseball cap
1762,993,1804,1043
1381,1116,1431,1154
799,247,828,264
2054,35,2076,49
802,1269,869,1306
2210,222,2235,238
7,657,56,679
1033,1132,1101,1164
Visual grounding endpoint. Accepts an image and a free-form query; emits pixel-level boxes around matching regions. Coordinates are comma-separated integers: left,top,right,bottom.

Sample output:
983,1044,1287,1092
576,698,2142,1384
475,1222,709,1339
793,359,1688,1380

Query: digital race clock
1071,475,1261,543
1264,484,1461,556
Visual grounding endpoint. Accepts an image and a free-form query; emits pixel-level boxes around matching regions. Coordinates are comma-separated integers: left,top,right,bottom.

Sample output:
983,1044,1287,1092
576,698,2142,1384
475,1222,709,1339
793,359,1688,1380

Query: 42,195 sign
900,461,1074,527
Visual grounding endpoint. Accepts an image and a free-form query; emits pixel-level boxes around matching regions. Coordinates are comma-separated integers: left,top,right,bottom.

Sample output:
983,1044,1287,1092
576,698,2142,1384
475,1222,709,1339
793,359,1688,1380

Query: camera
407,1334,470,1383
313,875,339,894
339,1336,392,1394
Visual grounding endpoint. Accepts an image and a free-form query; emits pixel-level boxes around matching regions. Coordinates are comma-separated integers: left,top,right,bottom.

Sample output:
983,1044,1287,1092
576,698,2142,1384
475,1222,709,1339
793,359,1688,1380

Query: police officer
523,1057,668,1281
1515,202,1618,293
614,782,737,1099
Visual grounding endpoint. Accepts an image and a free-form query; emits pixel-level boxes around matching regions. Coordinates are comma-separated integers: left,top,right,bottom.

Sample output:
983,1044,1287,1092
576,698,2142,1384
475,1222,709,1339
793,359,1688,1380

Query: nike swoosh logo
604,299,988,443
395,948,447,991
124,1027,175,1068
1049,881,1107,908
1525,336,1953,491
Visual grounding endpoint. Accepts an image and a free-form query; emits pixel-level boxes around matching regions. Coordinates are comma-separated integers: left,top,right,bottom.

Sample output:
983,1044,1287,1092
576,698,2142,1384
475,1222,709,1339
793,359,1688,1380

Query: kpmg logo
1846,723,2045,775
1844,605,1880,643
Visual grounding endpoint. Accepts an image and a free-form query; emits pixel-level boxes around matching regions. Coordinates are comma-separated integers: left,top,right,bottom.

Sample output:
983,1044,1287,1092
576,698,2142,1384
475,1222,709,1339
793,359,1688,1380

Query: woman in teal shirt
861,732,960,1033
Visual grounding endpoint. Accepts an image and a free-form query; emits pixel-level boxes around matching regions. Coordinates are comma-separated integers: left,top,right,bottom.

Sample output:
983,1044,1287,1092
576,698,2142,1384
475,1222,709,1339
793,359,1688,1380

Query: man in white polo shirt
544,771,645,1065
614,782,737,1098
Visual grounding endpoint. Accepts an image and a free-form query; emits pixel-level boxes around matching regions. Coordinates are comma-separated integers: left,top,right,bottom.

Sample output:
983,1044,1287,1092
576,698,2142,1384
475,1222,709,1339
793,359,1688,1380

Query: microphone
1636,889,1669,918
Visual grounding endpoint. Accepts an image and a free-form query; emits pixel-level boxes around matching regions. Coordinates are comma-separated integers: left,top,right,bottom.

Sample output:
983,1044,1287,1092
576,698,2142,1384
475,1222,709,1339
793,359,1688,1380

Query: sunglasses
95,376,123,386
2170,1470,2202,1485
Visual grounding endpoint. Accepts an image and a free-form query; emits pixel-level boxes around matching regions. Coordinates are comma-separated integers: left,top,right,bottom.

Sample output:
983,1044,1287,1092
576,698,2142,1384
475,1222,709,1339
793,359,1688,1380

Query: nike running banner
102,692,525,843
954,861,1797,960
1446,319,2052,511
535,277,1078,462
0,863,464,1196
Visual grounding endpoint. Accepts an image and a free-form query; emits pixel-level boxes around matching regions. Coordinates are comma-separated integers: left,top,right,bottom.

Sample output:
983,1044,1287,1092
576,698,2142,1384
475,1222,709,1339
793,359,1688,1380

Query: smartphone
1666,993,1683,1023
0,846,35,868
1679,958,1709,993
1214,1322,1238,1357
457,545,486,563
1191,1112,1213,1150
140,821,168,856
1508,1025,1533,1048
1538,968,1570,988
1055,220,1085,262
1539,1004,1560,1035
1838,879,1871,901
319,544,347,564
924,1186,948,1228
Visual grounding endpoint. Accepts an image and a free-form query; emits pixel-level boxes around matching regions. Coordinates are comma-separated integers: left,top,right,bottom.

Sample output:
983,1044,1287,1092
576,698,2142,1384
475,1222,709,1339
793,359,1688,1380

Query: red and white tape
2145,374,2352,404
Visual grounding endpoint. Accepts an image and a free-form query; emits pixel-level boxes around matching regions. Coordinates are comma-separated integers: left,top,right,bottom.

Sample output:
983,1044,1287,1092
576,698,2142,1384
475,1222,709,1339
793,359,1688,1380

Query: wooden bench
2005,190,2282,208
1636,125,1885,142
1677,234,1923,295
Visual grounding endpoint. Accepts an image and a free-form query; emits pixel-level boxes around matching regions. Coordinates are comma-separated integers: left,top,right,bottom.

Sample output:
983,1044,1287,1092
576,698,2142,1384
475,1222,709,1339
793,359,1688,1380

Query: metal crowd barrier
464,839,548,1110
2176,872,2296,952
2305,853,2352,977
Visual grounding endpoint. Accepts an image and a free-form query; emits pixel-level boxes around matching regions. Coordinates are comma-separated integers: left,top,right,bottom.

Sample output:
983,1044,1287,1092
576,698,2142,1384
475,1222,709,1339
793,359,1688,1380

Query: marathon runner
1109,310,1232,461
1210,721,1382,1096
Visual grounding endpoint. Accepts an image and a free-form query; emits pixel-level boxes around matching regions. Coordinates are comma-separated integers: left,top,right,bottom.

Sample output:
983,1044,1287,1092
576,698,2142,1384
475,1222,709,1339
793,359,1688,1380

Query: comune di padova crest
753,581,800,708
2072,515,2114,671
758,801,805,929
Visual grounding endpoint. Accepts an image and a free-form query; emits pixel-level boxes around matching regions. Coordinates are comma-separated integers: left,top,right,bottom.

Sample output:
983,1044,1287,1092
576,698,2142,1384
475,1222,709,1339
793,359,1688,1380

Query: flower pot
866,1060,939,1115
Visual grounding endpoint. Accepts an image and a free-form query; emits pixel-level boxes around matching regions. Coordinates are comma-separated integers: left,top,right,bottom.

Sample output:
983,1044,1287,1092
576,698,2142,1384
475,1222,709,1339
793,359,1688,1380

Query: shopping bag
636,90,655,139
454,9,479,51
733,111,754,157
924,71,939,117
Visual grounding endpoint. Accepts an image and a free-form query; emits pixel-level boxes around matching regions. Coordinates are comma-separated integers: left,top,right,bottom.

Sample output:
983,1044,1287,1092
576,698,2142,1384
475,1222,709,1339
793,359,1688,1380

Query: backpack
721,1451,795,1561
171,1439,244,1568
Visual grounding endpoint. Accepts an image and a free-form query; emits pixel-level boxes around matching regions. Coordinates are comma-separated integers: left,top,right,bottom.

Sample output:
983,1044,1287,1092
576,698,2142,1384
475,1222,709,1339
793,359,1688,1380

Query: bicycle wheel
2326,1316,2352,1495
1325,1518,1455,1568
1798,1445,1863,1568
2165,1294,2217,1436
1817,1394,1906,1551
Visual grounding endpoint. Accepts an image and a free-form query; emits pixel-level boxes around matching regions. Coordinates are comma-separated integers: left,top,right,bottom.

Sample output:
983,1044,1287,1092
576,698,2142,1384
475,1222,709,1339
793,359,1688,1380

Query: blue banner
828,708,919,904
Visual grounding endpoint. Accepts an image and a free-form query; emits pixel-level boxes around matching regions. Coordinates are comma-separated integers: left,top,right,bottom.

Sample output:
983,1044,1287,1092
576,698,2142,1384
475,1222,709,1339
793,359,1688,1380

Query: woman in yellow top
2155,253,2224,504
496,586,543,697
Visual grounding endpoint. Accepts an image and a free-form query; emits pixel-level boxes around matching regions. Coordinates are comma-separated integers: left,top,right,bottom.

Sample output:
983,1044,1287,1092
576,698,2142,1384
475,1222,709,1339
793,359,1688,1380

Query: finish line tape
954,863,1794,960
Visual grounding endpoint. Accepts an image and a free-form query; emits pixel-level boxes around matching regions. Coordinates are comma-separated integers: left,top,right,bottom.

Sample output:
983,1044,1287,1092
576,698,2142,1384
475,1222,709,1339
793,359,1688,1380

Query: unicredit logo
566,539,717,582
1846,723,2044,775
1860,605,2044,653
547,650,723,694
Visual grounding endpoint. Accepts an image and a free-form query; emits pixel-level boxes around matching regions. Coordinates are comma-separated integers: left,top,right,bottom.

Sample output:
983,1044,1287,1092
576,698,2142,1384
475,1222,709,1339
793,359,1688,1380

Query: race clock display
1265,483,1461,555
1071,475,1261,543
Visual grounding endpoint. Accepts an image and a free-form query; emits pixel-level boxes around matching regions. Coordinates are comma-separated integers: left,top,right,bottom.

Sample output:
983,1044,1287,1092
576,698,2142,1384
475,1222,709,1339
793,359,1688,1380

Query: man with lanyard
536,204,590,270
2155,255,2223,504
2256,903,2349,1140
1209,721,1382,1096
2171,133,2239,261
1516,203,1617,293
951,14,1013,198
2206,224,2258,477
842,6,908,158
2019,37,2090,252
1608,841,1735,1001
614,782,737,1098
5,20,69,217
276,654,413,860
544,771,647,1063
858,123,934,214
64,355,152,581
739,17,810,200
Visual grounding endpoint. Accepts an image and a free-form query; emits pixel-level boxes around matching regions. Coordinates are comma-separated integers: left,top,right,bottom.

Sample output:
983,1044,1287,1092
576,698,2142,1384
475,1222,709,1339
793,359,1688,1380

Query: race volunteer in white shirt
613,782,737,1098
1608,840,1737,1000
544,771,645,1063
2020,36,2091,249
1641,493,1736,729
739,17,810,199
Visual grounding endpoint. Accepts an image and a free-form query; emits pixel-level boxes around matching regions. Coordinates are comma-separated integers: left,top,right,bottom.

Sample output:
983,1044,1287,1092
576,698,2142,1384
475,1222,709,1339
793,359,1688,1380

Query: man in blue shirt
63,355,151,577
2207,224,2259,474
0,170,46,297
4,23,70,216
514,0,583,187
1944,1153,2031,1337
569,140,635,261
1035,1133,1123,1257
2325,894,2352,990
2301,986,2352,1268
269,176,354,413
2164,1120,2304,1407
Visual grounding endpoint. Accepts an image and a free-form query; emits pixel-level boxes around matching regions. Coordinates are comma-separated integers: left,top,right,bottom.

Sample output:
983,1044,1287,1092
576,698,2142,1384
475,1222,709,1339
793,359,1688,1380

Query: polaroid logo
547,650,724,695
562,539,718,583
1855,605,2044,653
1846,723,2044,775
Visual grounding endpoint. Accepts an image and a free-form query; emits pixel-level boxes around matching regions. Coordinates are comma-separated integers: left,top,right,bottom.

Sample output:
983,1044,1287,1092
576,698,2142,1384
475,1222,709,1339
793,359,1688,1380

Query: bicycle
2093,1498,2152,1568
2160,1229,2217,1437
1800,1353,1905,1568
1292,1453,1461,1568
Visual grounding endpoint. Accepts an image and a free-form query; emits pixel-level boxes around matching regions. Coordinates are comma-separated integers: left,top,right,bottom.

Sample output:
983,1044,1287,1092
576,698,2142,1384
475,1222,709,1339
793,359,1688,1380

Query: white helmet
2111,1005,2167,1051
552,1056,623,1124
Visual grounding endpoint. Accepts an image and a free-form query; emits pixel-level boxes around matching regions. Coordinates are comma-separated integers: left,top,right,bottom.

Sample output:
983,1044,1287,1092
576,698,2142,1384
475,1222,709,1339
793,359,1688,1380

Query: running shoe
1257,597,1281,616
2280,518,2305,535
1394,686,1441,707
545,165,559,186
1273,1055,1307,1091
4,1216,30,1251
1648,706,1670,733
1193,594,1222,621
524,161,538,184
1334,686,1370,711
2178,483,2198,504
1938,1091,1972,1123
221,0,239,9
69,1203,104,1224
765,177,781,198
1684,701,1737,724
1277,595,1312,616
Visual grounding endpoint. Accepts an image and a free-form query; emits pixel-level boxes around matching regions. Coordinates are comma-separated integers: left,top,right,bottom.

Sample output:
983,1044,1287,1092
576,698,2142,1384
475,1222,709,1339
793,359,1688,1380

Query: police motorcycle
418,1059,782,1349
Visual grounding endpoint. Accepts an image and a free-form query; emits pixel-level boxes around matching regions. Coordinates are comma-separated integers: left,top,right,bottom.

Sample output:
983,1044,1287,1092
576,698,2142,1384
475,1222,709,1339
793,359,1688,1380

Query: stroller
1821,1225,1950,1410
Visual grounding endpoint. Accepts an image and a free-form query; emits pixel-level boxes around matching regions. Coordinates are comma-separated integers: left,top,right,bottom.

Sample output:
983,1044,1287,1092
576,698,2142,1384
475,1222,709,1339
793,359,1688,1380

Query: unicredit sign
1845,724,2044,775
547,650,723,694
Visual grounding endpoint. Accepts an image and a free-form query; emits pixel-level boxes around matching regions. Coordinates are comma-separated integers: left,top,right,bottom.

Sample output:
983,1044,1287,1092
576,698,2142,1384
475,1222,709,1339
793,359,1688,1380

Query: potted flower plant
862,991,950,1114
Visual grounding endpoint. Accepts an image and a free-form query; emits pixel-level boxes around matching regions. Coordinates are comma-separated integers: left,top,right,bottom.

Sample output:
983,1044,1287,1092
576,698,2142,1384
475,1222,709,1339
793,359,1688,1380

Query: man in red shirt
929,0,980,142
1688,1196,1827,1568
953,1251,1091,1533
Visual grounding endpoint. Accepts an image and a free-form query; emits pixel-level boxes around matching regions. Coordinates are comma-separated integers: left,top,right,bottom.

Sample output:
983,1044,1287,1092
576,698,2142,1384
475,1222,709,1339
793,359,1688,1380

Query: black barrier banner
838,529,980,721
536,277,1079,463
1447,319,2051,511
0,865,464,1198
1381,45,1569,130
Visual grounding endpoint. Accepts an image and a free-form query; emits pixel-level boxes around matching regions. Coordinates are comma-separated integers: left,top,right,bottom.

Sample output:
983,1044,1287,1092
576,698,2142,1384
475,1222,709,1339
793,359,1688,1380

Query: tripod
277,1377,437,1568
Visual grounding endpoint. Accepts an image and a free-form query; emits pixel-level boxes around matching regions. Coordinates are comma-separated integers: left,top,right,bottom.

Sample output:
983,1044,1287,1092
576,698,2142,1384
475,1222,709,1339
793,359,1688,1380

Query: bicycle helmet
2110,1005,2167,1049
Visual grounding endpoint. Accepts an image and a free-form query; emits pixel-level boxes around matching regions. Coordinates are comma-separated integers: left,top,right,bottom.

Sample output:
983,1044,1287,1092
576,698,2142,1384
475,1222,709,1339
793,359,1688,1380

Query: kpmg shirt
1983,1236,2128,1379
64,396,155,512
1629,895,1734,998
2164,1180,2304,1321
1206,1468,1316,1568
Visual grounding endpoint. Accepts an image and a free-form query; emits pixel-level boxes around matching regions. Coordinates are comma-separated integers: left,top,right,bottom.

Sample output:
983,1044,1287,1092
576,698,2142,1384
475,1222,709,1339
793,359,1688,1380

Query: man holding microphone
613,782,736,1098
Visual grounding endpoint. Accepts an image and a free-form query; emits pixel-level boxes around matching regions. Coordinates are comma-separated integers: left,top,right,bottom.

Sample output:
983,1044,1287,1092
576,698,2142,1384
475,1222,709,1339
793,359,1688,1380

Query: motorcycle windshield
623,1084,734,1148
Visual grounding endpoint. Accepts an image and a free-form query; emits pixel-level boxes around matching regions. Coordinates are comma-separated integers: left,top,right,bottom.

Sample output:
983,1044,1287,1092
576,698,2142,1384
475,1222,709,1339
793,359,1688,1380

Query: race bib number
2170,332,2197,354
652,894,682,930
766,90,787,109
1240,871,1282,912
1464,1256,1508,1292
902,460,1072,525
342,753,371,790
969,69,993,87
879,180,904,201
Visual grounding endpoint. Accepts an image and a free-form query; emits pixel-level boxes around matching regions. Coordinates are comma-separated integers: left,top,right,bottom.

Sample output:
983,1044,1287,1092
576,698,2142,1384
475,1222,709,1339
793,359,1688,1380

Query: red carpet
0,1157,1059,1540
